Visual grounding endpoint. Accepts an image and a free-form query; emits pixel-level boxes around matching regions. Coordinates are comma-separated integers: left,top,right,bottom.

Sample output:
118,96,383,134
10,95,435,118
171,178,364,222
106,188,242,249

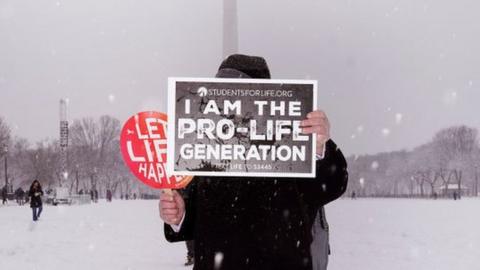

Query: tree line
0,115,152,198
1,115,478,198
346,126,479,198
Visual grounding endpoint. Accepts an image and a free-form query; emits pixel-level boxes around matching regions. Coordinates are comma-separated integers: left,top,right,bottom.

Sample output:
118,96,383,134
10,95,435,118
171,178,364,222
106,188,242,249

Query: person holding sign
159,54,348,270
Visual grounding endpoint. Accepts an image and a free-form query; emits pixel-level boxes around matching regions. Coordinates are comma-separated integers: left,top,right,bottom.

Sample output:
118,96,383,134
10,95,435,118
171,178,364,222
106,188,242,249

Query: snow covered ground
0,200,186,270
327,198,479,270
0,198,478,270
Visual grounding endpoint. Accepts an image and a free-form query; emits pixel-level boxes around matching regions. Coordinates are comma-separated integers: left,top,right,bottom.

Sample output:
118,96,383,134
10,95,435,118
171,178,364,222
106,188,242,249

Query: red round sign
120,111,192,189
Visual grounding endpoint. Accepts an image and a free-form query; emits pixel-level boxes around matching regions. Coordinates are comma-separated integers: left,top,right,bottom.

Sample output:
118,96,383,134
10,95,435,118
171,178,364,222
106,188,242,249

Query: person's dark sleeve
164,180,197,242
296,139,349,207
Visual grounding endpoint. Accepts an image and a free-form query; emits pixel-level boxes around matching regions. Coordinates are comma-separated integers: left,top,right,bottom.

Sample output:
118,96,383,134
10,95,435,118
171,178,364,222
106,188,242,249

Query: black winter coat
29,187,43,208
165,139,348,270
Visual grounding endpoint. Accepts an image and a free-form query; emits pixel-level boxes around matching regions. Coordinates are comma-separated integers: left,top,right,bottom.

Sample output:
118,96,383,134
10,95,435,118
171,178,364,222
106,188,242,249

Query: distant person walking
106,189,112,202
351,191,357,200
1,185,7,204
15,187,25,205
28,180,44,221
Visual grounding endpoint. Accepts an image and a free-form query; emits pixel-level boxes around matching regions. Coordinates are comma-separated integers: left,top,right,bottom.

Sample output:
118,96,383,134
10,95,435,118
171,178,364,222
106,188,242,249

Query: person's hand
159,190,185,226
300,110,330,155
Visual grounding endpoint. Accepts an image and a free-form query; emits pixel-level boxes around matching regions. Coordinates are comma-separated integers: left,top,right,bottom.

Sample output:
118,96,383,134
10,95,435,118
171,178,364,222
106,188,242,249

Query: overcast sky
1,0,479,156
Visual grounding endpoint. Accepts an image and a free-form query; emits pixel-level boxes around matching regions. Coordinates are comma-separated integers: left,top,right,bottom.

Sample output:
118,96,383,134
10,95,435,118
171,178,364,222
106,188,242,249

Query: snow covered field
0,198,478,270
327,198,479,270
0,200,186,270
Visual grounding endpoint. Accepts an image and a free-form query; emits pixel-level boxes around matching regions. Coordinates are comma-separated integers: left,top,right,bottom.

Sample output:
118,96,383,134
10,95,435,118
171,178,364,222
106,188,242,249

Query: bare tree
432,126,478,196
69,115,130,197
18,140,61,189
8,137,31,187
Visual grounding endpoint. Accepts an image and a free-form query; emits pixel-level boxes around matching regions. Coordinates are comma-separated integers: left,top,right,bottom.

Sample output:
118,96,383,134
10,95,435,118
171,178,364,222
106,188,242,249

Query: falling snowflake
108,94,115,103
359,178,365,186
395,113,403,125
381,128,390,136
357,125,364,133
371,161,379,170
214,252,224,269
